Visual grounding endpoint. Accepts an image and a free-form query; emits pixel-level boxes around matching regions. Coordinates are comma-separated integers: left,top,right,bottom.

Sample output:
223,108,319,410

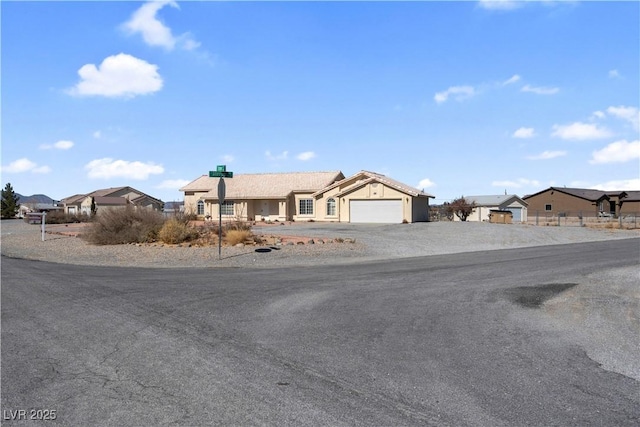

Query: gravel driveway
1,219,638,269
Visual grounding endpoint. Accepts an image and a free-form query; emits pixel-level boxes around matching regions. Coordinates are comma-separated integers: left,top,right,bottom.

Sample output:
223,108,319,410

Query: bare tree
447,196,476,221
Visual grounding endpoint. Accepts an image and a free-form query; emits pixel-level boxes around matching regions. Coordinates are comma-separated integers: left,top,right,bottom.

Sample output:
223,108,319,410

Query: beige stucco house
61,186,164,216
180,170,434,223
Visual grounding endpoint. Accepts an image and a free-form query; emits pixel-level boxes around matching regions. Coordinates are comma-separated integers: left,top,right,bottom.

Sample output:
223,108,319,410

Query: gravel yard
1,219,638,269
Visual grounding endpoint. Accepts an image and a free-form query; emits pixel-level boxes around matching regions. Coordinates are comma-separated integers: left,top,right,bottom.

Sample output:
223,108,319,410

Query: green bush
82,207,164,245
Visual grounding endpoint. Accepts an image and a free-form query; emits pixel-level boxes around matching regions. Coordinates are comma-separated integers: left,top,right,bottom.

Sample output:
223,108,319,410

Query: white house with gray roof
180,170,434,223
453,195,528,223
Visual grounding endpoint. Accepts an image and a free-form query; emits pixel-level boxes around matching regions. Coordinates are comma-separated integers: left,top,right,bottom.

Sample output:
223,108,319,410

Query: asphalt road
2,239,639,426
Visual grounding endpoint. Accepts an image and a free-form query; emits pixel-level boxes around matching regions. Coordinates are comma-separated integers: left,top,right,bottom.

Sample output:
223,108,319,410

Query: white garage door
350,200,402,223
507,207,522,222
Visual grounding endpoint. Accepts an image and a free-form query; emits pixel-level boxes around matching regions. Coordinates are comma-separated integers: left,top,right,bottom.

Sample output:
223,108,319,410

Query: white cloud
85,158,164,180
512,127,535,139
526,150,567,160
434,86,476,104
491,178,541,188
478,0,522,10
68,53,163,98
40,140,74,150
502,74,521,85
32,166,52,174
297,151,316,161
591,110,605,120
551,122,613,140
1,158,51,174
221,154,235,163
93,131,102,139
417,178,436,189
121,0,199,51
265,150,288,161
156,179,190,190
589,140,640,164
521,84,559,95
608,69,621,79
593,178,640,191
607,105,640,131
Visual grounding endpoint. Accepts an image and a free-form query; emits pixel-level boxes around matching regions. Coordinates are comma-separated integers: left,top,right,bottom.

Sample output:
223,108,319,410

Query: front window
221,201,234,216
545,204,552,212
299,199,313,215
326,198,336,216
197,200,205,215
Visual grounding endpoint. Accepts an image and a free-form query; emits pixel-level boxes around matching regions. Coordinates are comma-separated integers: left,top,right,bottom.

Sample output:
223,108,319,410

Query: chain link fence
528,211,639,229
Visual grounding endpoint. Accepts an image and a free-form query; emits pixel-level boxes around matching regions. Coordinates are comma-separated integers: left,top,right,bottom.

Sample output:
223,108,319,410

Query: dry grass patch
225,229,253,246
159,218,199,244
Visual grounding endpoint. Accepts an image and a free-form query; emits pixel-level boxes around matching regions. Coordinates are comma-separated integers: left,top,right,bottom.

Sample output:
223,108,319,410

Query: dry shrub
225,229,252,246
225,219,252,231
82,206,164,245
158,218,198,244
43,211,91,224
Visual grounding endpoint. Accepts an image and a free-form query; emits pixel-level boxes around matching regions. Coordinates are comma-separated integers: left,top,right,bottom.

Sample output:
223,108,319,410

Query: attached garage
506,207,522,222
349,199,403,223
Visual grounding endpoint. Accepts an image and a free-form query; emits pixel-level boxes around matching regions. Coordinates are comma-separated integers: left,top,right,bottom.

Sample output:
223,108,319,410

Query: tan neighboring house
61,187,164,216
180,170,434,223
453,195,528,223
523,187,640,217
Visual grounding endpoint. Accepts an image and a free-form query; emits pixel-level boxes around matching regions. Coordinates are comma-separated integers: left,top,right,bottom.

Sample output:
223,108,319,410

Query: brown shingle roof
90,187,128,197
60,194,86,205
181,171,344,200
314,171,434,198
94,196,128,206
524,187,609,202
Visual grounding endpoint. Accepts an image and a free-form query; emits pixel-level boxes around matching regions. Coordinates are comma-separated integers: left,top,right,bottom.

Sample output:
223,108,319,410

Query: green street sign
209,165,233,178
209,171,233,178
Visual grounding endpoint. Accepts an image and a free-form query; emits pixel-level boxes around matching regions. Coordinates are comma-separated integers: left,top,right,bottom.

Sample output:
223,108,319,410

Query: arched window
326,198,336,216
197,200,205,216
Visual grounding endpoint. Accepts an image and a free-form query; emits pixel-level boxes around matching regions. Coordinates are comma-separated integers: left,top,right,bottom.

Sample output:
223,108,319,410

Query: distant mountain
15,193,57,204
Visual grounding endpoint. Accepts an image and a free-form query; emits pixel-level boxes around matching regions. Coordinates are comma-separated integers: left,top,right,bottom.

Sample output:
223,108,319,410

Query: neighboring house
17,194,63,218
608,191,640,216
18,203,63,218
453,195,528,223
61,186,164,215
180,170,434,223
523,187,640,217
163,201,185,217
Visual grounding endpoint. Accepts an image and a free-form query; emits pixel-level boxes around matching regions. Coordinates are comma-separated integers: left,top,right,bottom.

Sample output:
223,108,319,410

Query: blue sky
2,0,639,203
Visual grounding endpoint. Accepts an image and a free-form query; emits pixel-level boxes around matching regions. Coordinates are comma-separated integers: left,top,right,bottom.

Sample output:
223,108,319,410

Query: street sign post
27,212,47,241
209,165,233,259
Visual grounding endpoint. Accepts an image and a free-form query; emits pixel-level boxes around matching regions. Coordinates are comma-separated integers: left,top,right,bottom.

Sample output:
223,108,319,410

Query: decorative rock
307,239,315,244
